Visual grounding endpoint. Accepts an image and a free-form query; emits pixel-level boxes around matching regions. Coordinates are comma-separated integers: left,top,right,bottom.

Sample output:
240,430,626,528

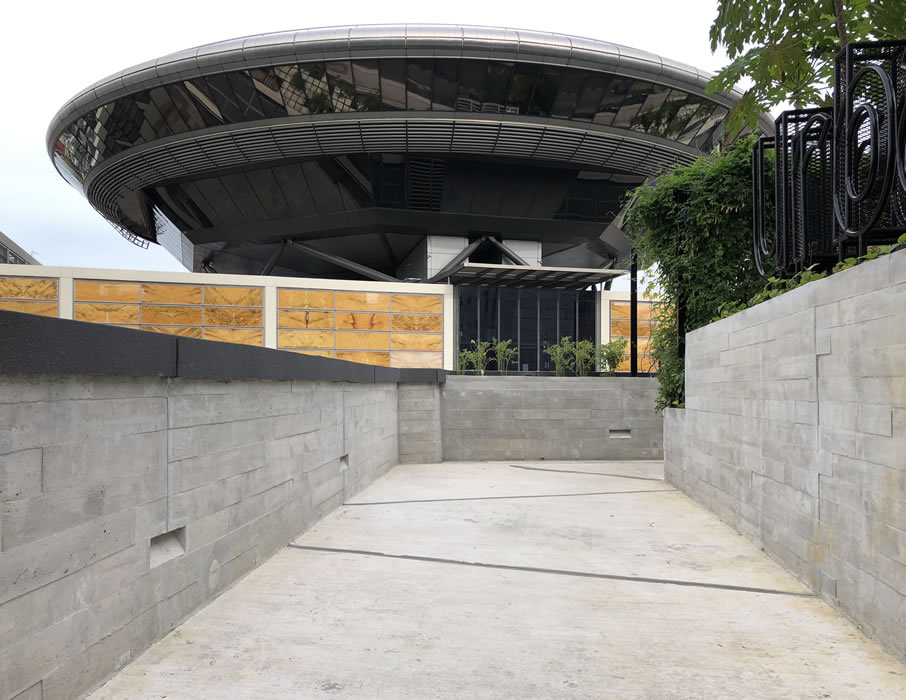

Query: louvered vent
407,158,445,211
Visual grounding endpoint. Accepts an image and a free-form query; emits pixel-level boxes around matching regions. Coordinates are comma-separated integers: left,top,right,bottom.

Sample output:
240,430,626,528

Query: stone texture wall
665,248,906,662
0,374,398,700
397,383,443,464
440,375,662,461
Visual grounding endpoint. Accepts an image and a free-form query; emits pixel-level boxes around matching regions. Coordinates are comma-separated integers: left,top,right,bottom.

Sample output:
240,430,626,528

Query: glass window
690,105,728,149
539,292,558,370
381,59,406,111
352,60,381,112
249,67,289,118
479,287,499,345
529,66,563,117
578,293,595,342
184,79,225,125
432,59,459,111
558,291,577,340
518,289,538,371
296,63,332,114
201,73,246,123
326,61,357,112
134,90,173,139
457,60,485,112
458,286,478,353
593,77,633,126
573,73,609,122
406,60,433,111
165,82,211,131
640,89,687,137
483,62,514,113
630,84,671,133
551,69,586,120
506,63,538,115
663,96,704,139
499,287,518,347
677,102,715,144
148,86,189,134
272,65,308,116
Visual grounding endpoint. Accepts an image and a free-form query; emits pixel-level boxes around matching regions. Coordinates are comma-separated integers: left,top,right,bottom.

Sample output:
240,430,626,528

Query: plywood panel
390,314,443,332
391,294,442,314
75,303,140,324
335,312,389,331
278,330,335,348
278,310,335,329
335,292,389,312
0,278,57,300
391,333,443,351
0,300,58,317
611,301,655,320
204,286,263,307
336,332,390,350
289,349,335,358
141,284,203,305
203,328,263,346
278,289,334,309
390,351,444,368
142,326,203,338
141,305,203,325
74,281,140,303
203,307,263,327
611,320,652,337
336,351,390,367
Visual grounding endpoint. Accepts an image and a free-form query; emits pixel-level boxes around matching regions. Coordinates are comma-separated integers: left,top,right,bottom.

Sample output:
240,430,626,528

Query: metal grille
754,40,906,277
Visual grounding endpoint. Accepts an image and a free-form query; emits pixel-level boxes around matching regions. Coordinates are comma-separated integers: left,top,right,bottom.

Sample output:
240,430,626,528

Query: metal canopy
444,262,626,290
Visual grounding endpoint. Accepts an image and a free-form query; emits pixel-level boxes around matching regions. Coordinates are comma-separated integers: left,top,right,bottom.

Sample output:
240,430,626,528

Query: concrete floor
91,461,906,699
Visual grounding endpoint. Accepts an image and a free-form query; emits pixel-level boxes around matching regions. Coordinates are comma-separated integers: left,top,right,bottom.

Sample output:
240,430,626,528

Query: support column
630,253,638,377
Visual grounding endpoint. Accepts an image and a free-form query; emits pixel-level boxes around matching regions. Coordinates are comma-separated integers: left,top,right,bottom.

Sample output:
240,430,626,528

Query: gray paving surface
91,461,906,699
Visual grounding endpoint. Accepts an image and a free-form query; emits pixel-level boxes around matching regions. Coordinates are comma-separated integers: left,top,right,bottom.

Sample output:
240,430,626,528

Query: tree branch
833,0,848,49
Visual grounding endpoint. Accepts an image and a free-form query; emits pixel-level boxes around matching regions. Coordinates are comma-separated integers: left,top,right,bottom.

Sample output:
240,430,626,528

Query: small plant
459,340,492,375
574,339,597,376
598,338,628,376
492,338,518,375
456,348,474,375
544,336,575,376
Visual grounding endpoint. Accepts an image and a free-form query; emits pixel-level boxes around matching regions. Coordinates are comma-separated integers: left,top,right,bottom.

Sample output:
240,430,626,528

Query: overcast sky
0,0,733,273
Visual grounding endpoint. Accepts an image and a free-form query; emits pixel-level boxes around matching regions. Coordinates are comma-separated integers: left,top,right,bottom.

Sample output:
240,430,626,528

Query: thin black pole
630,253,638,377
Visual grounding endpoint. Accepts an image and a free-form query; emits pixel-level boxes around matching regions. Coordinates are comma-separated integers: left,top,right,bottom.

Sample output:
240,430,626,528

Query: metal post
630,253,638,377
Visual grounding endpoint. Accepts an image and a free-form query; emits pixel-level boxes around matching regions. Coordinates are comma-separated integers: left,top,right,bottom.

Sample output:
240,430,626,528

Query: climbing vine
624,135,766,410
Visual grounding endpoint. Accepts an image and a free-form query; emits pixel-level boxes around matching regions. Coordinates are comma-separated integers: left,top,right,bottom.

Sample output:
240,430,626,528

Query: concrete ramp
91,461,906,699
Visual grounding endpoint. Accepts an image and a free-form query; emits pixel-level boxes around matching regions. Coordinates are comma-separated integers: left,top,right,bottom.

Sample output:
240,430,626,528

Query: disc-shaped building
45,25,767,370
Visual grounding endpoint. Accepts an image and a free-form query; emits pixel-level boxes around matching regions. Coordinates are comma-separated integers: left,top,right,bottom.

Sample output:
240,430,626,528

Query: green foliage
308,91,332,114
544,336,576,377
597,338,628,376
492,338,518,375
708,0,906,135
716,233,906,321
625,135,766,411
574,339,598,377
466,340,492,375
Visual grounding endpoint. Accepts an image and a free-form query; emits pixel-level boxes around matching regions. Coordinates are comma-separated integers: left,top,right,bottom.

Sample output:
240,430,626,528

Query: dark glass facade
54,58,729,184
458,286,596,371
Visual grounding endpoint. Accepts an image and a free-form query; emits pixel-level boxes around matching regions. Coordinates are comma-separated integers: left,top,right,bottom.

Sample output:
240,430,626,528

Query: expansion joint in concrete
287,544,819,598
345,488,678,506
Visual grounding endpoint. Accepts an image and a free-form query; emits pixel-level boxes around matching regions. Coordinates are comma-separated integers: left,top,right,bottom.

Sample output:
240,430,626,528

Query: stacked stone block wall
440,375,662,461
0,374,398,700
665,248,906,662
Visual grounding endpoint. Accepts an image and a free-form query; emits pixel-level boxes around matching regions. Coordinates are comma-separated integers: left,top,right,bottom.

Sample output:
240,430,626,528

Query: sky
0,0,734,274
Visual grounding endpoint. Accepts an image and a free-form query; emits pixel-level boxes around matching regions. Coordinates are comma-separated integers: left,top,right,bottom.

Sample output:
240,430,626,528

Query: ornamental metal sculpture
753,40,906,278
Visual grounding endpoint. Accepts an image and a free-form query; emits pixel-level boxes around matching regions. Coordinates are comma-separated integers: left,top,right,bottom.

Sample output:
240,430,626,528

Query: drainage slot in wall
150,527,186,568
340,454,349,471
609,429,632,439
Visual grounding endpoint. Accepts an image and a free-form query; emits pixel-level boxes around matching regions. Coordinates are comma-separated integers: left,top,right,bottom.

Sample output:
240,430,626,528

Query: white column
58,276,73,319
263,285,277,349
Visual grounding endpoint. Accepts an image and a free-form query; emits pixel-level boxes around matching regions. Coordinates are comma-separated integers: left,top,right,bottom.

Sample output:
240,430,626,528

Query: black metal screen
754,40,906,277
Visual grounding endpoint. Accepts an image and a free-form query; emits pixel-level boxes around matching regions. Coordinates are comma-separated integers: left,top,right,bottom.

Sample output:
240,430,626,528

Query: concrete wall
665,248,906,662
398,383,443,464
0,374,398,700
440,376,662,461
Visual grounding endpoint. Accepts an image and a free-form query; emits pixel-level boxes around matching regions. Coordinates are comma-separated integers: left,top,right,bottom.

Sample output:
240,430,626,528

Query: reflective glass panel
249,67,289,118
529,66,563,117
506,63,538,115
406,60,433,111
457,60,486,112
432,59,459,111
271,65,308,116
551,69,586,120
297,63,332,114
677,102,715,144
352,60,381,111
326,61,357,112
149,86,190,134
630,84,671,133
381,59,406,110
519,289,538,371
458,287,478,353
483,62,514,113
539,292,558,371
573,73,609,121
